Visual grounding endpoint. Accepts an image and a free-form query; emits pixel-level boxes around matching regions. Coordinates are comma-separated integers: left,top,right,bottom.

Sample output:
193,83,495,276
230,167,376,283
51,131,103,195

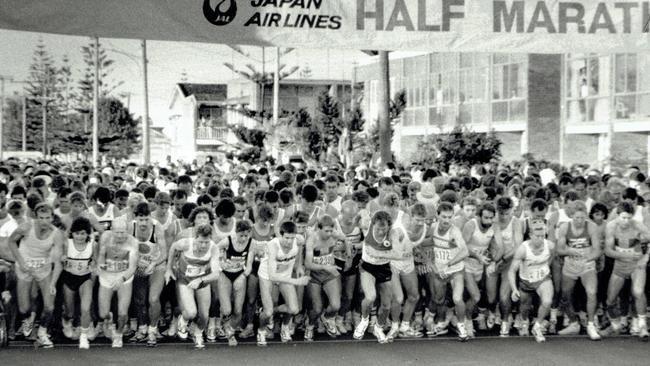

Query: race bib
105,259,128,273
25,258,47,269
65,258,90,272
434,249,452,263
313,254,335,266
185,264,206,277
526,265,550,282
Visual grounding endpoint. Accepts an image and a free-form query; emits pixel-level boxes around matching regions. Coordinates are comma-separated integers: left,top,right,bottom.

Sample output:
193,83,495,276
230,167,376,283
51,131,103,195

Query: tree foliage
230,125,267,148
417,126,502,169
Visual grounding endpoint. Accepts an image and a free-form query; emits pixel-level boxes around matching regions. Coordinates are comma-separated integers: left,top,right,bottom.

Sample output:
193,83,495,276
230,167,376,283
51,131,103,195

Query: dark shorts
61,271,92,292
251,261,260,276
360,261,392,284
223,270,245,283
309,269,340,286
342,254,362,276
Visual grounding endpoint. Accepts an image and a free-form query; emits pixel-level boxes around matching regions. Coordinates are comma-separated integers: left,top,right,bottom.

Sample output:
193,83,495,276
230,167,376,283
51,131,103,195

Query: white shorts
99,272,134,288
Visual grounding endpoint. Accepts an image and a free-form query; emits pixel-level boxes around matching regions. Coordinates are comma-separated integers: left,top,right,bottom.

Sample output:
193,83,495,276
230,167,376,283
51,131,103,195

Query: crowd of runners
0,156,649,350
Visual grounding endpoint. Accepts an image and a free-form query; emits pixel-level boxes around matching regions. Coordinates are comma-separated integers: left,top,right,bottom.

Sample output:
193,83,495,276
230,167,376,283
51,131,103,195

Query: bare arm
555,223,572,257
7,224,29,269
49,230,65,286
586,222,602,261
448,227,469,266
508,245,527,295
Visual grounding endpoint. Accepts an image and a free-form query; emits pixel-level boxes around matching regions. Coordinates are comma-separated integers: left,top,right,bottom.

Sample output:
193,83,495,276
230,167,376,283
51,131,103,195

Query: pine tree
21,39,61,153
77,39,123,112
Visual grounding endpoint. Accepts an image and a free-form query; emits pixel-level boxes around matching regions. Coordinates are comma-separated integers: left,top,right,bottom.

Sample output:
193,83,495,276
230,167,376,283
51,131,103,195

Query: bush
238,146,262,164
417,126,502,169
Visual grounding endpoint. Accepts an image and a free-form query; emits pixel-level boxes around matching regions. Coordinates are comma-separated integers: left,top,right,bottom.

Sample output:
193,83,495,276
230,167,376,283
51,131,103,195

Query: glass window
565,54,609,123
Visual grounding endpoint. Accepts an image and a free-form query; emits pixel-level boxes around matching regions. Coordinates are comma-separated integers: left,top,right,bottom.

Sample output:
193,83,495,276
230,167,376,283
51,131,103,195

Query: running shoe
432,322,449,337
87,324,98,341
578,312,588,328
586,322,601,341
193,329,205,349
476,312,487,331
518,321,530,336
456,322,468,342
558,321,580,336
353,317,369,340
399,325,423,338
112,333,123,348
621,316,630,333
62,319,75,339
130,326,147,343
147,326,158,347
216,319,227,340
486,311,496,329
630,317,640,336
316,317,326,334
280,324,292,343
344,312,353,332
335,316,348,335
609,318,622,334
163,316,178,337
368,315,377,334
206,323,217,342
372,324,388,344
465,319,476,338
79,332,90,349
239,324,255,339
21,318,34,338
304,324,314,342
532,322,546,343
37,331,54,349
638,318,648,340
177,317,189,340
386,322,399,342
256,329,267,347
500,321,511,337
322,315,338,338
547,320,557,334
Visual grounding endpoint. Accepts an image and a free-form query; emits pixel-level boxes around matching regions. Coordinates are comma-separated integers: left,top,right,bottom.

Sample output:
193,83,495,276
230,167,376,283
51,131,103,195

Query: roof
177,83,227,102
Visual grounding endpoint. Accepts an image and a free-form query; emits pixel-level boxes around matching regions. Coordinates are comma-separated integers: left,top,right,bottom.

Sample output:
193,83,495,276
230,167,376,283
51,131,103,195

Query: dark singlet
222,236,251,281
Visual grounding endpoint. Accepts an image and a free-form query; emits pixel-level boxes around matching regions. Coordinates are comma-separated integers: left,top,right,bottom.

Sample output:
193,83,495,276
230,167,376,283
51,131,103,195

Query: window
404,55,428,126
492,54,527,123
564,54,610,124
198,106,225,126
613,53,650,120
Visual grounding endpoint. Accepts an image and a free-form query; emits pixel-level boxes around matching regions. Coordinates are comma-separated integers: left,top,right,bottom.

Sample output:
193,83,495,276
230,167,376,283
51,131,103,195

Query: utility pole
92,37,100,167
0,75,8,160
142,39,150,165
272,47,280,126
378,51,392,166
22,96,26,152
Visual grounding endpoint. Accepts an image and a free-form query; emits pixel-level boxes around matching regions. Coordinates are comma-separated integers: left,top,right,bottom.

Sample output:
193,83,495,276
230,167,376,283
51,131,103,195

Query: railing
196,126,228,140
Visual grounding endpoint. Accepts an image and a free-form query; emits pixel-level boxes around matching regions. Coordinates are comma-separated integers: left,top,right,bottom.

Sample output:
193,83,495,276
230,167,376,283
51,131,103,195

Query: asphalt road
1,336,648,366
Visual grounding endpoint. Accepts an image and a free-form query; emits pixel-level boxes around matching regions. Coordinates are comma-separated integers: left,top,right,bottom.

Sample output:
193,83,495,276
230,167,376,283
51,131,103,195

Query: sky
0,29,369,127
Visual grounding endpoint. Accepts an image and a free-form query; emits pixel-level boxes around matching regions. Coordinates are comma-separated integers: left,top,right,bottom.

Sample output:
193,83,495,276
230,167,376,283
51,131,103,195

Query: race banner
1,0,650,53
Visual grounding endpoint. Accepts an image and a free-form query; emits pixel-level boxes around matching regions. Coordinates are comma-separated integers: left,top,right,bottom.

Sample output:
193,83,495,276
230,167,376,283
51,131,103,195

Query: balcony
195,126,228,145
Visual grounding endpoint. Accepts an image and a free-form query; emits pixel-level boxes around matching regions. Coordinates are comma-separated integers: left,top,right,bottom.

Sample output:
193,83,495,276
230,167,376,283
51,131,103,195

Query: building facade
356,52,650,171
166,83,233,162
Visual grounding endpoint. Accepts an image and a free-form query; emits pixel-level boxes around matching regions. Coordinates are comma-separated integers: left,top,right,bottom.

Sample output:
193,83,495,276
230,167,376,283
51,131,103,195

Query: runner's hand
327,266,339,276
49,282,57,296
187,278,202,290
1,290,11,303
295,266,305,278
164,269,175,284
511,288,520,302
296,276,310,286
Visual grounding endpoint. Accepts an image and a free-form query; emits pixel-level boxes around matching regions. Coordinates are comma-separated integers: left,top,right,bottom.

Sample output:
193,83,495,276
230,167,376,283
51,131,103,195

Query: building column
520,130,529,156
647,133,650,174
597,133,609,172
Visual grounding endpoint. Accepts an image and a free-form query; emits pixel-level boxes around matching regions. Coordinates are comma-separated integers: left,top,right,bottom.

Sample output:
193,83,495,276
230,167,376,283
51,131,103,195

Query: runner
428,202,470,341
96,216,139,348
130,202,167,346
389,203,427,339
556,201,602,340
353,210,407,343
88,187,120,231
335,200,364,334
165,224,221,349
509,219,555,343
494,196,523,337
59,217,98,348
603,201,650,340
8,203,64,348
256,221,309,346
461,202,502,337
304,215,344,341
216,220,254,346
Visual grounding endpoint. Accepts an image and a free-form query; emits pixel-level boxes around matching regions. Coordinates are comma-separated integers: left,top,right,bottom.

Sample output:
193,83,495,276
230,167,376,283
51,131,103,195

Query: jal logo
203,0,237,26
